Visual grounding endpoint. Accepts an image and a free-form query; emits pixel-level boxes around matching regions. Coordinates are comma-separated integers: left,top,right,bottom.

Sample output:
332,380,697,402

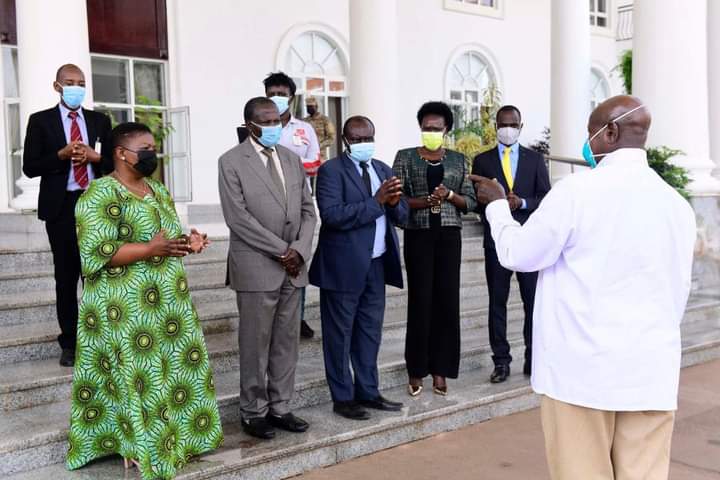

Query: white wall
163,0,624,206
169,0,349,206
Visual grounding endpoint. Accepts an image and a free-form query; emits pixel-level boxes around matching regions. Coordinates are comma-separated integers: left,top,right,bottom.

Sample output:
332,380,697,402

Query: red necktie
68,111,88,189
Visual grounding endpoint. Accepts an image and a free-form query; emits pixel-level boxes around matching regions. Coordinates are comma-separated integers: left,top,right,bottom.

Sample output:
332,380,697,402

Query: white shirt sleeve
485,179,576,272
303,123,321,164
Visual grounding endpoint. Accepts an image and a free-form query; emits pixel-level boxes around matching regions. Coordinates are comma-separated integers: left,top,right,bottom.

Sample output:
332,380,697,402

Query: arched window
446,50,497,127
590,68,611,110
283,30,348,158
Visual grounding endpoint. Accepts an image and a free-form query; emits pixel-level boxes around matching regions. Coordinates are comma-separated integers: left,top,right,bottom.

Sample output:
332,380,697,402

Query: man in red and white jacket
263,71,321,339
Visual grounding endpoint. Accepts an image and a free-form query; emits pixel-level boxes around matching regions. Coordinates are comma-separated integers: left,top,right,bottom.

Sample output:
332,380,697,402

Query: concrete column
348,0,398,165
708,0,720,178
0,46,9,211
13,0,92,210
633,0,720,195
550,0,591,181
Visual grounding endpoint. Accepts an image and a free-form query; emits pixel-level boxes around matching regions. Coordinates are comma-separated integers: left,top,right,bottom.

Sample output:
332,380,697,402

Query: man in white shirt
263,71,321,340
470,95,696,479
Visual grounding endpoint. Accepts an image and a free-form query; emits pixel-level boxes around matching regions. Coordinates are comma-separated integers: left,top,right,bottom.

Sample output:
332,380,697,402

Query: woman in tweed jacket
392,101,477,397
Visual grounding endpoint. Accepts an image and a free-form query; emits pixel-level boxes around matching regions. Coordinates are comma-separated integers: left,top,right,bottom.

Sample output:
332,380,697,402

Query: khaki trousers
541,396,675,480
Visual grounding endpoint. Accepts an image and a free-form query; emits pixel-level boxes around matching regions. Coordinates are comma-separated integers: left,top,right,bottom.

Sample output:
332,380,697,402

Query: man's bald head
55,64,84,83
587,95,651,158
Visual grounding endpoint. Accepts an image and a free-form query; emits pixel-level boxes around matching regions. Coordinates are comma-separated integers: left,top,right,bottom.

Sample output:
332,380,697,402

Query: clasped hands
426,184,450,208
375,177,403,207
148,228,210,258
278,249,304,278
58,140,101,166
467,175,523,211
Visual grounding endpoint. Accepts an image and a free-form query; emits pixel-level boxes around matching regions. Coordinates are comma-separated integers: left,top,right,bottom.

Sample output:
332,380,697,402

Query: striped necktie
68,111,88,189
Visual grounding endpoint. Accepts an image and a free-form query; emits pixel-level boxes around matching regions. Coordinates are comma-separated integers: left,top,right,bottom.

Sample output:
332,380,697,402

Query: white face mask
497,127,521,146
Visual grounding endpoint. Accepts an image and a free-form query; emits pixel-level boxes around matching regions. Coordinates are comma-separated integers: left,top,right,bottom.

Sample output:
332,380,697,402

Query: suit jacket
471,145,551,248
218,138,317,292
309,153,409,293
22,106,112,222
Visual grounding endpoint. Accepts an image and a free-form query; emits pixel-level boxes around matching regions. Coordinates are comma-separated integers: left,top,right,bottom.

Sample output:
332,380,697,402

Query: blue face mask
61,85,85,109
582,140,598,168
251,121,283,148
582,104,646,169
347,142,375,163
269,95,290,115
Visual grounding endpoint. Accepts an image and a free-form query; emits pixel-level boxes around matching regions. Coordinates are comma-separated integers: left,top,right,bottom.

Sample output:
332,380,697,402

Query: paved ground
299,359,720,480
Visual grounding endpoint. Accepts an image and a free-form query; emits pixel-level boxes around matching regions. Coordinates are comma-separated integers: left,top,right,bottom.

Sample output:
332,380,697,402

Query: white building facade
1,0,718,221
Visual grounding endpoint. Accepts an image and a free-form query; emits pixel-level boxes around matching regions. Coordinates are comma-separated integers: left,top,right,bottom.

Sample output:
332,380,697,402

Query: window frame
590,67,611,111
445,49,497,128
590,0,613,35
443,0,504,19
2,44,21,202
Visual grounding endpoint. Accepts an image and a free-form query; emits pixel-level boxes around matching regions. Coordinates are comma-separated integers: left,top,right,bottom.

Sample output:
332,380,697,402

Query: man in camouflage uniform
303,96,336,161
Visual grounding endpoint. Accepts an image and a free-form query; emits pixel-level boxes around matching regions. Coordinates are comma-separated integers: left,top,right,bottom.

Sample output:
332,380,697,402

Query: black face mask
125,149,158,177
307,106,317,116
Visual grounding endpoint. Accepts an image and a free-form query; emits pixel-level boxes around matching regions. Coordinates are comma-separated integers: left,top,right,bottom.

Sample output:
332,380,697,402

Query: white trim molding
443,0,504,19
275,22,350,73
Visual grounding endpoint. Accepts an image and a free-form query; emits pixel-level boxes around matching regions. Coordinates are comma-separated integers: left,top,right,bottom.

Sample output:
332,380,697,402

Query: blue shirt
58,103,95,191
349,155,387,259
497,142,527,210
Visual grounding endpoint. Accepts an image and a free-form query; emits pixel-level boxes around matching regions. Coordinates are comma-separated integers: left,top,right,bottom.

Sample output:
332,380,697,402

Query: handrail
544,155,588,167
544,155,589,179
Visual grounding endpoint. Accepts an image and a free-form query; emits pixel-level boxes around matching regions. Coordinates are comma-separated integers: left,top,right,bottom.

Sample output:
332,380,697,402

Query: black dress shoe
266,412,309,433
300,320,315,339
490,364,510,383
59,349,75,367
241,417,275,439
333,401,371,420
358,395,404,412
523,359,531,376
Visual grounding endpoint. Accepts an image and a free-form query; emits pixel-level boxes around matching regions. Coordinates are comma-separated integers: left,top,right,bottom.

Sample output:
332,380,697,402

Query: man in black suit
22,64,112,367
471,105,551,383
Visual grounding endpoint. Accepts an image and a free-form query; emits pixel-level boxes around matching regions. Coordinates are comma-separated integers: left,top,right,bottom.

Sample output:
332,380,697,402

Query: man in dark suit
309,116,408,420
22,64,112,367
471,105,551,383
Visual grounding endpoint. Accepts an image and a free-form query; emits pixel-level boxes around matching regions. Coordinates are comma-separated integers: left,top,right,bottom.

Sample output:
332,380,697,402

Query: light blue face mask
251,121,283,148
347,142,375,163
269,95,290,115
582,104,645,169
61,85,85,110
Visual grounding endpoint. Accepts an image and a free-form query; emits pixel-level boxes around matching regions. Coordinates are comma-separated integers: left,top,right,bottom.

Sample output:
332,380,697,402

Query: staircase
1,215,719,480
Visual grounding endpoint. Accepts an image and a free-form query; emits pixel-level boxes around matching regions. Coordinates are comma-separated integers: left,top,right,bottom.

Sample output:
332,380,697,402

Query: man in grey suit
219,97,317,440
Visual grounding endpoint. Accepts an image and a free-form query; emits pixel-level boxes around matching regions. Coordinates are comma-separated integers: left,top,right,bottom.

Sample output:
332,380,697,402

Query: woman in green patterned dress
67,122,223,479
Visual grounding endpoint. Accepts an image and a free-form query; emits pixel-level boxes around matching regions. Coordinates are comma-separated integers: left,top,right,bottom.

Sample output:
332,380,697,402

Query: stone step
0,253,489,328
0,233,487,295
0,291,530,410
0,320,528,477
3,310,720,480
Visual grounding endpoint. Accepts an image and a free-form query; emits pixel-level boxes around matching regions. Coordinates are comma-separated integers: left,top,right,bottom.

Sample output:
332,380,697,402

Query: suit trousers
236,276,301,419
403,227,462,379
45,190,83,351
541,396,675,480
320,257,386,403
484,245,537,366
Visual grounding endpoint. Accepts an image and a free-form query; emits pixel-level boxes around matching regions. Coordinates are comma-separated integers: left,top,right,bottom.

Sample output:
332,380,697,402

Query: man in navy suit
471,105,551,384
309,116,409,420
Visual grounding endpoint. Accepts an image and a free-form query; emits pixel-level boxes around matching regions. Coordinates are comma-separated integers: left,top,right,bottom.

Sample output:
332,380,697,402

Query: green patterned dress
66,176,223,480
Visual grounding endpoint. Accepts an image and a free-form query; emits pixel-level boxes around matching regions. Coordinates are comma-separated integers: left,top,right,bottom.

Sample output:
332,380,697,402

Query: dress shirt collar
596,148,648,169
58,102,85,121
498,141,519,154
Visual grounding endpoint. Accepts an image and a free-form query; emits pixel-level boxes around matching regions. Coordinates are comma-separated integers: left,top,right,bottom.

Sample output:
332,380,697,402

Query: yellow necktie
502,146,514,191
